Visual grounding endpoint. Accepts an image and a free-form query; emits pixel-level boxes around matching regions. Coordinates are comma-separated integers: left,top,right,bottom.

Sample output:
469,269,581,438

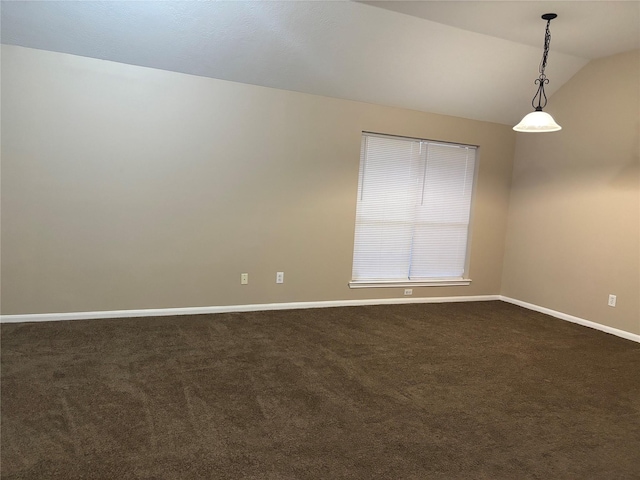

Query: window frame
348,132,478,289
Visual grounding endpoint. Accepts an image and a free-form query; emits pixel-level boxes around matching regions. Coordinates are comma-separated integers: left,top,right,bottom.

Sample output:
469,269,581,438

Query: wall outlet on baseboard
608,294,616,307
276,272,284,284
404,289,413,296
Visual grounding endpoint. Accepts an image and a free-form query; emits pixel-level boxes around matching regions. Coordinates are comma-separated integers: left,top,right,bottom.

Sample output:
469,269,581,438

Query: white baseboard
0,295,500,324
5,296,636,343
500,296,640,343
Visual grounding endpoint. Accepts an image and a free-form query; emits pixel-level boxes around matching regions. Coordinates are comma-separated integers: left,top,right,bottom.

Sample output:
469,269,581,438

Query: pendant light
514,13,562,132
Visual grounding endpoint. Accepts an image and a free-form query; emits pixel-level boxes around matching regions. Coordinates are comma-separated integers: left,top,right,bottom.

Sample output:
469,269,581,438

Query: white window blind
351,133,476,284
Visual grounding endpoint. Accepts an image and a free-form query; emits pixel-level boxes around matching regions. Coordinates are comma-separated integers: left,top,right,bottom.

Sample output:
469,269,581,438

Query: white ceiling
363,1,640,60
1,1,637,126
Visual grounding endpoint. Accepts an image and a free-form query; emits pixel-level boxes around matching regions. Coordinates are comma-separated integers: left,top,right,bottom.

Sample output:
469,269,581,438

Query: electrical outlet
276,271,284,284
608,294,616,307
241,273,248,285
404,289,413,296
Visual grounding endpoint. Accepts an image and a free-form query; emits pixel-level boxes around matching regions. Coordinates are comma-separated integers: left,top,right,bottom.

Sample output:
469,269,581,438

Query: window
350,132,476,288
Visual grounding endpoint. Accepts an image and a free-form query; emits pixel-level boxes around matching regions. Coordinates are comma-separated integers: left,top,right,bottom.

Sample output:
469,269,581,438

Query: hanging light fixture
514,13,562,132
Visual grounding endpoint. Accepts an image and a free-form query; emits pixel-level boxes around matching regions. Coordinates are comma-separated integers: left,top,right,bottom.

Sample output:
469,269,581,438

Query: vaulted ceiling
2,1,638,126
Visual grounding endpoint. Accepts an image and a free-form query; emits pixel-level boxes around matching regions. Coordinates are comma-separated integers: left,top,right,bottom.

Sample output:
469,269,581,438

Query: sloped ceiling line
2,1,636,125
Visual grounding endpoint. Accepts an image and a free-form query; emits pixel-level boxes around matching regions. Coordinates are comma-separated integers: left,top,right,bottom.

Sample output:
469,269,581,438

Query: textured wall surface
1,45,515,315
502,50,640,335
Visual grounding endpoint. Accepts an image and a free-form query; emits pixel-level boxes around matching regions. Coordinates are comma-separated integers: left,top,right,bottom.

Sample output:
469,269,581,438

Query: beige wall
502,50,640,335
1,45,515,314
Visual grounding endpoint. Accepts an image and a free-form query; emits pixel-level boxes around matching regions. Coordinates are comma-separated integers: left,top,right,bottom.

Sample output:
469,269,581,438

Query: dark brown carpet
1,301,639,479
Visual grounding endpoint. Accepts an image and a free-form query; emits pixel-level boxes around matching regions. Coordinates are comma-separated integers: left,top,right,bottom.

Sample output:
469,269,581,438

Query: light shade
513,110,562,132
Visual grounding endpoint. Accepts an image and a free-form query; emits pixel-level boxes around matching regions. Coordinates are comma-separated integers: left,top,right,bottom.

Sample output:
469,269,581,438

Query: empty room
1,1,639,479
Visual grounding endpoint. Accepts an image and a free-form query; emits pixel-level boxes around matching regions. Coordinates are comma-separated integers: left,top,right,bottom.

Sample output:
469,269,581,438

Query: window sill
348,279,472,289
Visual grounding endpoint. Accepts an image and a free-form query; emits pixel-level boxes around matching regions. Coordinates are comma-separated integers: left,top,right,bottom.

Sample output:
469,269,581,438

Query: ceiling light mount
514,13,562,132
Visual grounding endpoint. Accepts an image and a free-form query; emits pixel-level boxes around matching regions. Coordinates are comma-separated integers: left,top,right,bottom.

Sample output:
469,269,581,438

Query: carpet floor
1,301,639,479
